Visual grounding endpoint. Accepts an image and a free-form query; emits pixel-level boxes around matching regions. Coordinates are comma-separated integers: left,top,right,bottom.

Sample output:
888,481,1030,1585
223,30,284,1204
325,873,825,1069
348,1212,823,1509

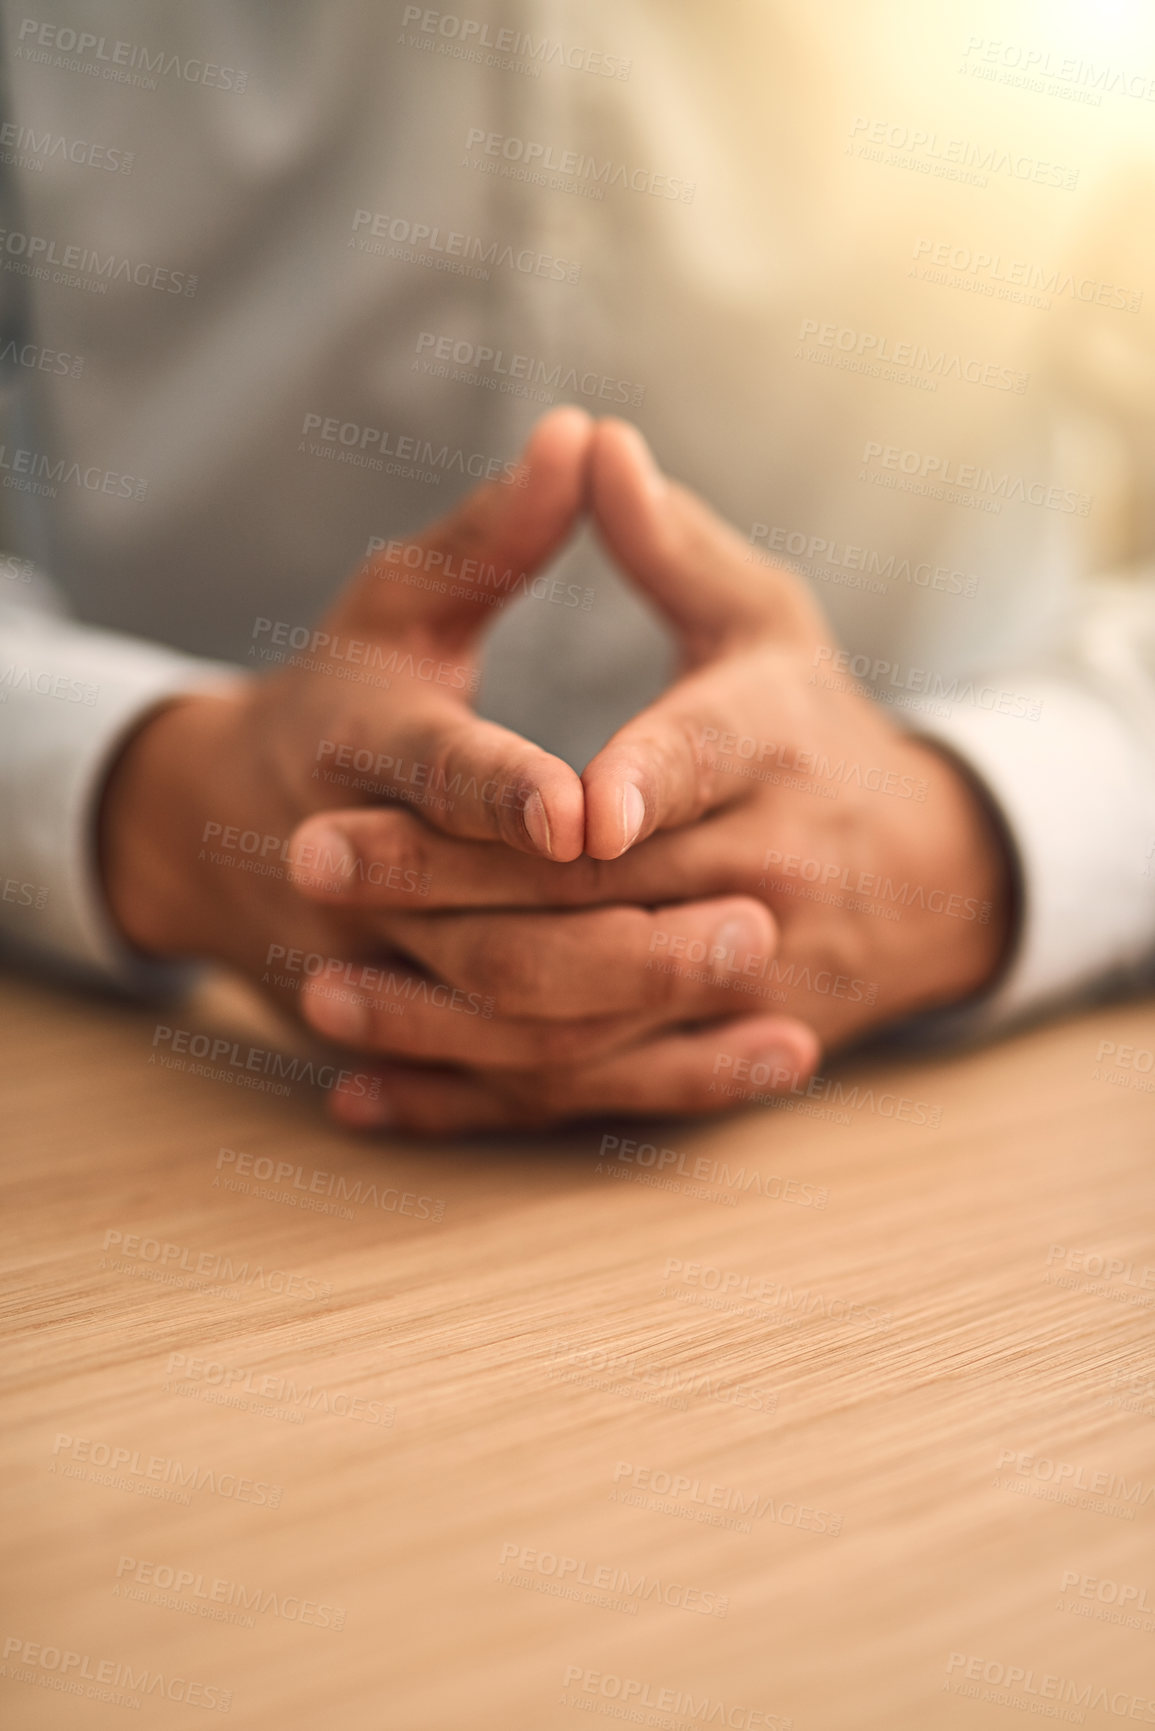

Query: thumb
343,405,594,646
590,418,826,663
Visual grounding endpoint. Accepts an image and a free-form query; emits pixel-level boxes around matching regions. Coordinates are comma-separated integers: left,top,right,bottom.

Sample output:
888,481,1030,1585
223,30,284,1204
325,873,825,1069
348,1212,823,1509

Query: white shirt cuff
0,605,237,992
912,678,1155,1032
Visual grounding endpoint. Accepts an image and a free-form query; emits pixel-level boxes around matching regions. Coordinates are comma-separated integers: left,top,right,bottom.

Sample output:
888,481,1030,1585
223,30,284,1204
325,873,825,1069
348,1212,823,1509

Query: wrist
903,736,1019,1006
98,690,251,961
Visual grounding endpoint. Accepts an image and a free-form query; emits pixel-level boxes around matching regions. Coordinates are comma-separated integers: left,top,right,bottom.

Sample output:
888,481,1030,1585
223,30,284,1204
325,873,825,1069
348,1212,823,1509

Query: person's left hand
289,421,1014,1134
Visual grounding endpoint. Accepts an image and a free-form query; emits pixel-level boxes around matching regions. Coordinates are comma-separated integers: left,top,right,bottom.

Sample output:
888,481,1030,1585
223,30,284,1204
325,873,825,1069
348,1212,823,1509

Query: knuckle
676,711,717,819
362,997,420,1055
468,925,538,1008
626,729,689,818
815,919,873,989
638,917,695,1010
636,1039,743,1118
391,1096,458,1137
566,907,655,1011
737,857,774,901
422,733,469,823
499,1067,575,1125
366,812,430,894
528,1020,607,1065
495,773,538,849
640,954,680,1014
679,1067,740,1116
441,488,495,563
628,1054,728,1119
553,855,617,906
622,713,709,822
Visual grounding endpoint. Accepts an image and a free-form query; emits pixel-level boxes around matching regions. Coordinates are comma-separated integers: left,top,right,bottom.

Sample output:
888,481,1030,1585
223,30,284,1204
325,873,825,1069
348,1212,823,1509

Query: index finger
580,650,777,859
303,702,585,863
286,803,749,909
348,405,596,641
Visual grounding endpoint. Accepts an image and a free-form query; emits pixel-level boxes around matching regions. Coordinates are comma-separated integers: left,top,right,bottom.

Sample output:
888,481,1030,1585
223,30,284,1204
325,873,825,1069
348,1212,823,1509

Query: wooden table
2,970,1154,1731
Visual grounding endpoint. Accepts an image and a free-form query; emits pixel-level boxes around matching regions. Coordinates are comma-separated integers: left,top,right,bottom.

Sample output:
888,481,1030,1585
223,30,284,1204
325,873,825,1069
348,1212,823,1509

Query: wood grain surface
1,970,1154,1731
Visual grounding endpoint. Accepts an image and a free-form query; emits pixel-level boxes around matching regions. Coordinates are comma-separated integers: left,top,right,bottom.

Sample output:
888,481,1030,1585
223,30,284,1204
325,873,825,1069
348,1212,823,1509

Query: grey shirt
2,0,1154,1015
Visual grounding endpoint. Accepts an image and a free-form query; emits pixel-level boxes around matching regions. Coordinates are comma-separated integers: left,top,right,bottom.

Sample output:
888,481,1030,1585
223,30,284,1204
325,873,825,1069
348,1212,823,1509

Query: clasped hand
101,410,1012,1133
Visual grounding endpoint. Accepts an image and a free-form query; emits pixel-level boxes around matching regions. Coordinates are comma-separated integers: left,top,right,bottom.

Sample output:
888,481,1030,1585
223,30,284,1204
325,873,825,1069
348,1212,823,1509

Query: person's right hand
97,409,594,1034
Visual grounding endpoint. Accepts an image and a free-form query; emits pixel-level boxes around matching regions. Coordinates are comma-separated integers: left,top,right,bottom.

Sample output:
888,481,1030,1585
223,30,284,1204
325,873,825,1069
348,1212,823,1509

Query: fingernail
630,428,666,499
750,1048,798,1092
523,790,553,857
295,823,356,891
304,987,369,1045
711,913,766,979
335,1084,396,1128
621,782,646,852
